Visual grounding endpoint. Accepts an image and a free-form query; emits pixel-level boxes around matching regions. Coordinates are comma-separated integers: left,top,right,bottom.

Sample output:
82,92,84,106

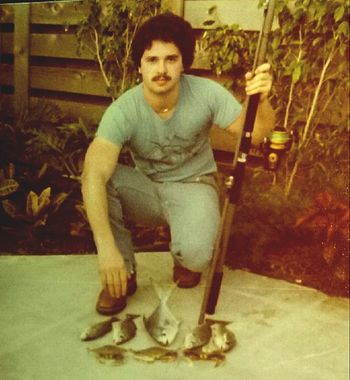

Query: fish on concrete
88,345,126,364
112,314,139,344
183,319,214,349
202,321,237,354
80,316,119,341
143,279,181,346
129,346,178,363
182,346,225,367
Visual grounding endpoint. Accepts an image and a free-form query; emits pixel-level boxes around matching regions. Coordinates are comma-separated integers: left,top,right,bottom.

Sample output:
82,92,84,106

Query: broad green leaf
292,64,302,83
0,179,19,197
37,187,51,214
2,199,18,218
337,21,349,37
26,191,39,219
334,5,345,22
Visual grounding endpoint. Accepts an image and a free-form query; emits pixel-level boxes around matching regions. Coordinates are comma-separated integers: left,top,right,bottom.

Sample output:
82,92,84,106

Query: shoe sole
96,303,127,316
176,280,201,289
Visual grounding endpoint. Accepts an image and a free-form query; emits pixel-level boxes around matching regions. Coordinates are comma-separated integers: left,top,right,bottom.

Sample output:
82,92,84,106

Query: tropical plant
2,186,68,231
0,163,19,198
76,0,161,100
22,117,95,181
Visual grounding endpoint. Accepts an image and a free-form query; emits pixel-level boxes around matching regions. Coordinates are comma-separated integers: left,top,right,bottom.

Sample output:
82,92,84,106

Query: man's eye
147,57,158,63
168,56,178,62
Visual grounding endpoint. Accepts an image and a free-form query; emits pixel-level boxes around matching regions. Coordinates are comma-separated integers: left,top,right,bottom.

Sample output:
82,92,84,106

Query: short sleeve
208,80,242,129
95,101,133,147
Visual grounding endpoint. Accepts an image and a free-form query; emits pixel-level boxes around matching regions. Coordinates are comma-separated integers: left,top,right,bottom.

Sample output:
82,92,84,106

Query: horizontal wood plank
0,1,89,25
0,93,108,125
0,32,94,59
0,63,110,97
0,62,234,99
1,31,210,68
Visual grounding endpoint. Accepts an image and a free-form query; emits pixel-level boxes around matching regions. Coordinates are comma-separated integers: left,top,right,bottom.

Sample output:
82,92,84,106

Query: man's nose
157,59,167,74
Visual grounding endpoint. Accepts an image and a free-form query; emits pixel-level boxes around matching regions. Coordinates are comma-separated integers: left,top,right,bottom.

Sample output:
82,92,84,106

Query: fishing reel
262,127,296,171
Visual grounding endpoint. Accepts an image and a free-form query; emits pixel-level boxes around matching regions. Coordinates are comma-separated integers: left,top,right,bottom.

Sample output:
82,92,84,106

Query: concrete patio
0,252,348,380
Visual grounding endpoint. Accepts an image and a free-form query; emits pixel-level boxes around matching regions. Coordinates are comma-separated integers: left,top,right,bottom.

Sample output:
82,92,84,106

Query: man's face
139,40,184,95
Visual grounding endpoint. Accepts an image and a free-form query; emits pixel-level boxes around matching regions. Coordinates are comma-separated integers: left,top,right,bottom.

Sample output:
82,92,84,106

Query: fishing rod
198,0,276,325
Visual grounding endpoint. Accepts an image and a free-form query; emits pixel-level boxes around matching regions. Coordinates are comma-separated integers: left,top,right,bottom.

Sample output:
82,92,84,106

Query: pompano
202,321,236,353
143,279,181,346
129,346,178,363
88,344,126,364
112,314,139,344
80,316,118,341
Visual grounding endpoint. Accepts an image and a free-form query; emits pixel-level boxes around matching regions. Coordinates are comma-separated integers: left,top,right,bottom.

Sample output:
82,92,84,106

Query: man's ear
138,67,141,74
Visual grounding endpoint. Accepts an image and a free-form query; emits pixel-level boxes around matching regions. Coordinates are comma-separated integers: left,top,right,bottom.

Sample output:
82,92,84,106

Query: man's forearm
81,175,116,250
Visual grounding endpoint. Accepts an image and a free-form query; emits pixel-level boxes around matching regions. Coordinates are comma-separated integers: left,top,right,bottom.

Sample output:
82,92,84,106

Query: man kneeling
81,13,275,315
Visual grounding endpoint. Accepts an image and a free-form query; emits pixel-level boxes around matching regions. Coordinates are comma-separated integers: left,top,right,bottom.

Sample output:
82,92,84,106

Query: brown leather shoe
96,272,137,315
173,263,201,288
126,272,137,296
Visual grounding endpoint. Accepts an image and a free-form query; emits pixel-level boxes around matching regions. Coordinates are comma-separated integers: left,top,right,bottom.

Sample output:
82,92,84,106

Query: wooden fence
0,0,265,153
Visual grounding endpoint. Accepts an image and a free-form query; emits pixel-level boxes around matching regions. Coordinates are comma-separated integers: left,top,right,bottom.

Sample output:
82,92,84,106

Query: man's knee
171,240,214,272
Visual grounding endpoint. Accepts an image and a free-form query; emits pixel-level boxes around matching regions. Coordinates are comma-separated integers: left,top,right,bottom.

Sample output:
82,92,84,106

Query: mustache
152,75,171,81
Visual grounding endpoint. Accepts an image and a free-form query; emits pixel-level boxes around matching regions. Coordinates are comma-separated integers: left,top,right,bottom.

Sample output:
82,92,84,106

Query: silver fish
88,344,126,364
183,319,213,349
80,316,119,341
143,279,181,346
129,346,178,363
112,314,139,344
202,321,237,353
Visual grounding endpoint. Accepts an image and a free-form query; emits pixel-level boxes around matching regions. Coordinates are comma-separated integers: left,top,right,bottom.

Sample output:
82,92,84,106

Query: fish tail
126,313,140,320
163,282,177,303
150,278,176,303
150,277,163,300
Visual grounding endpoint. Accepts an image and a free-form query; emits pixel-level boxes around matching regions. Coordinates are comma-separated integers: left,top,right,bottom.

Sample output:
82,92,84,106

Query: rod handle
205,271,224,314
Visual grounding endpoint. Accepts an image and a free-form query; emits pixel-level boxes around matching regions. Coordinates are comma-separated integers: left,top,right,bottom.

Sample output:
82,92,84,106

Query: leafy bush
200,0,349,196
76,0,161,99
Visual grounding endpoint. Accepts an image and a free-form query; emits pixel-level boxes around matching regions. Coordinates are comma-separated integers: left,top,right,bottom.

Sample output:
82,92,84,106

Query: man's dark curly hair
131,13,196,69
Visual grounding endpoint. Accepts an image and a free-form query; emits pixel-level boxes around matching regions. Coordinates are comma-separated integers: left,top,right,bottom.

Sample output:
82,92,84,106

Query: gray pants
107,165,221,273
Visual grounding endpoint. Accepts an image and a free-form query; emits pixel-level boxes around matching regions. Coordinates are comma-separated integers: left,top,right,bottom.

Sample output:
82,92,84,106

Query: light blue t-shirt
96,74,242,182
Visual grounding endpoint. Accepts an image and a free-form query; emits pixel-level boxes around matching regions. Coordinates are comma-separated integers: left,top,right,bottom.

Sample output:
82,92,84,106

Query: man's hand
97,245,129,298
245,62,272,102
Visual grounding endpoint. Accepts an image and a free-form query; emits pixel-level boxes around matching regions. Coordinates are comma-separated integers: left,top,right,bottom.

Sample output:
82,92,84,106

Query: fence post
14,3,30,118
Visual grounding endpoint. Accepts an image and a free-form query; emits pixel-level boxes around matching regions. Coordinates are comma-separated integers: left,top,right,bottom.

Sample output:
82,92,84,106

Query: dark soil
226,241,349,298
